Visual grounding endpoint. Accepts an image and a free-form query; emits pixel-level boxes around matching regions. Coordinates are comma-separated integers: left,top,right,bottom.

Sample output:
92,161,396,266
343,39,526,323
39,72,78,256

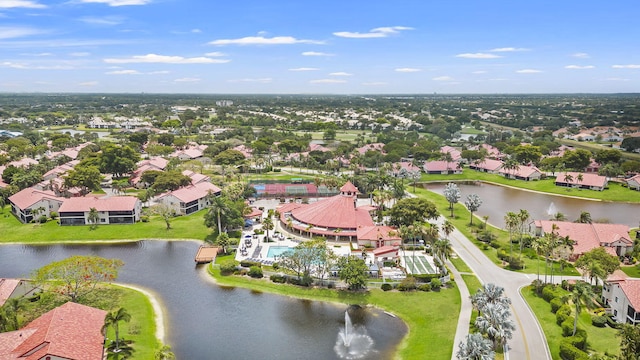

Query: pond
426,182,640,229
0,241,406,360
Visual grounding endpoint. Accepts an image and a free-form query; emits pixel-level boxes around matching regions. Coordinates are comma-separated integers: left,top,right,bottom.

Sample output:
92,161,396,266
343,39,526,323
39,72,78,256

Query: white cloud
191,29,201,33
329,72,352,76
395,67,421,72
148,70,169,74
0,26,44,39
302,51,334,57
433,76,454,81
310,79,347,84
227,78,272,83
572,52,590,58
605,77,629,81
1,61,74,70
333,26,412,39
106,69,140,75
489,47,529,52
79,16,124,26
516,69,542,73
174,77,200,82
204,52,226,57
455,53,502,59
70,52,90,57
472,70,487,74
362,82,387,86
289,67,319,71
104,54,230,64
0,0,46,8
78,81,98,86
209,36,323,46
612,64,640,69
79,0,151,6
565,65,595,69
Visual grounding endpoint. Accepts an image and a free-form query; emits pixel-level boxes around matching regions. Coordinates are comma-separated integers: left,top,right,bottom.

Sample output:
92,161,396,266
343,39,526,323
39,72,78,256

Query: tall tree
33,256,124,302
568,282,595,336
387,197,438,227
63,165,104,195
464,194,483,225
618,324,640,360
475,303,515,352
504,212,519,259
443,182,461,217
262,217,274,242
337,255,369,290
88,207,100,230
103,307,131,353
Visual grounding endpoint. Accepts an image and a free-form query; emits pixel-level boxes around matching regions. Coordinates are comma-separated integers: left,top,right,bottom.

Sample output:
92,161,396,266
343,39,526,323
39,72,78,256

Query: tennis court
402,253,437,275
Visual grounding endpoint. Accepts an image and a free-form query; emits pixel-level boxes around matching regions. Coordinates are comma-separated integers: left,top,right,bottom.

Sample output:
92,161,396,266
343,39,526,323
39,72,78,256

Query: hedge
550,298,563,313
559,341,589,360
591,315,607,328
381,283,393,291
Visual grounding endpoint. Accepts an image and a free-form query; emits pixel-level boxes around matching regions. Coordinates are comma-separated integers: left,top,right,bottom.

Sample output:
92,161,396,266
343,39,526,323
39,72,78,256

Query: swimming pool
266,246,294,258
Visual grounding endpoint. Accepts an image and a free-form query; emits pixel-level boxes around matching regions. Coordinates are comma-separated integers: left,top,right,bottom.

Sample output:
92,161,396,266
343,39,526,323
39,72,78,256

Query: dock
194,245,219,264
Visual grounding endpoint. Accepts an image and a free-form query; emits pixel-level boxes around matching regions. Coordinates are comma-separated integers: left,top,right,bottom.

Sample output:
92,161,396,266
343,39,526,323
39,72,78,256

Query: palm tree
531,236,548,284
475,302,515,351
517,209,530,253
441,220,454,241
470,283,512,316
563,172,574,186
576,211,592,224
106,338,134,360
456,333,495,360
504,212,519,259
434,239,453,275
464,193,483,226
103,307,131,353
262,217,274,242
88,207,99,230
569,282,596,336
208,195,229,234
576,173,584,187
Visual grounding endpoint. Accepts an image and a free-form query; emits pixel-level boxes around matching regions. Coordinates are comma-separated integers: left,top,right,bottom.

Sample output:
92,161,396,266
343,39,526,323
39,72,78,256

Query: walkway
437,216,551,360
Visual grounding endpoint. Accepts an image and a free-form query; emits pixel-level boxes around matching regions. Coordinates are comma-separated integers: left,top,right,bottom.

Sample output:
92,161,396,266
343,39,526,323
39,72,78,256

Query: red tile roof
537,220,631,257
58,195,139,212
157,182,221,203
8,188,64,210
472,158,504,171
424,160,459,172
440,146,462,161
138,157,168,170
182,170,210,184
357,226,401,242
499,164,542,178
618,279,640,312
0,279,20,307
372,245,400,256
356,143,385,155
339,181,358,193
289,194,374,230
0,302,106,360
555,172,607,188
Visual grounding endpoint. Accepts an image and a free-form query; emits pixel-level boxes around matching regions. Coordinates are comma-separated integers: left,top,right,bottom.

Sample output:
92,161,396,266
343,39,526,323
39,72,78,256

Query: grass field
0,208,211,243
211,254,460,360
620,264,640,278
450,256,473,273
521,285,620,359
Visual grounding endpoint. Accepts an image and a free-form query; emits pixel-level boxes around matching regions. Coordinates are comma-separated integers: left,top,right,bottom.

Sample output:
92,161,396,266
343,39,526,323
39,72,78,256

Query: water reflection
427,182,640,228
0,241,406,359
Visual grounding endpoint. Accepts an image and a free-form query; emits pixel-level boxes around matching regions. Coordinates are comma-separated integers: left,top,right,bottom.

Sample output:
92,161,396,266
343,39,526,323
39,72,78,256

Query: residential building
389,161,422,178
533,220,633,260
8,188,64,223
0,302,106,360
0,279,37,307
423,160,462,174
602,277,640,324
58,196,142,225
469,158,504,173
555,172,608,191
156,182,222,215
356,225,402,248
499,164,543,181
626,174,640,190
440,146,462,161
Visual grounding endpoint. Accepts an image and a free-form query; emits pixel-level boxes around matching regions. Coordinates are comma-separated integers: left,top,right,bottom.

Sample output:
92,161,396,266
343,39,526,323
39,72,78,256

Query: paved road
438,216,552,360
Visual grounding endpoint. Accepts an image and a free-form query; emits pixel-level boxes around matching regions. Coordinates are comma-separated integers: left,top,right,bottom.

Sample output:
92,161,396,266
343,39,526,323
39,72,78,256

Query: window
615,297,619,303
614,310,618,317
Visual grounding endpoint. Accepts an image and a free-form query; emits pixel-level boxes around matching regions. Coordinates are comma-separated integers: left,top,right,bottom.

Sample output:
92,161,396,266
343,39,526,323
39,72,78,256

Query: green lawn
210,255,460,360
450,256,473,273
461,274,482,294
418,168,640,203
620,264,640,278
0,208,210,243
521,285,620,360
411,187,580,276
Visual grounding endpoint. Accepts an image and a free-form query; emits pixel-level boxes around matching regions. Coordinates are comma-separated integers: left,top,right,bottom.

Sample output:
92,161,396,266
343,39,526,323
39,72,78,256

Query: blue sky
1,0,639,94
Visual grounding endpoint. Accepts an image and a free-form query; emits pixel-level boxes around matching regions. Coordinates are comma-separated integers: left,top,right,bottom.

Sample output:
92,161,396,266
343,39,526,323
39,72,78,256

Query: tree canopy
387,197,438,227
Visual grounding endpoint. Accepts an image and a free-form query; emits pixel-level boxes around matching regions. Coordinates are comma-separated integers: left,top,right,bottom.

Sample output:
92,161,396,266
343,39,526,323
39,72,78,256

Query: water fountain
546,202,558,217
334,309,375,359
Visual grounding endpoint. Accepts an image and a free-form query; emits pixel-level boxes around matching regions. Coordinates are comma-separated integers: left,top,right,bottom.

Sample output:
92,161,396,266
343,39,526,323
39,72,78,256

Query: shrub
561,318,576,337
606,315,622,329
489,240,501,249
550,298,563,313
418,283,431,292
38,215,47,223
49,211,58,219
248,266,263,278
497,249,509,261
477,230,496,243
270,274,286,283
381,283,393,292
542,285,559,302
508,256,524,270
398,277,417,291
219,260,238,275
140,215,149,222
272,263,279,270
430,278,442,290
556,305,572,325
591,315,607,328
413,273,441,283
240,260,261,268
559,340,589,360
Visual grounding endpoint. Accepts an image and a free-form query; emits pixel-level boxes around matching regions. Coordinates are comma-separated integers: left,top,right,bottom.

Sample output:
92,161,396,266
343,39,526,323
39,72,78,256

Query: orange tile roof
619,279,640,312
538,220,631,257
1,302,106,360
554,172,607,188
339,181,358,193
473,158,504,171
8,188,64,210
357,225,401,242
424,160,459,172
157,182,221,203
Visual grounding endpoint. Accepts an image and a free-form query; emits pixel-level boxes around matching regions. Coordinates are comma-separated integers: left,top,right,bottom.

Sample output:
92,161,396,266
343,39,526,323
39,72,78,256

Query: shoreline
115,282,166,344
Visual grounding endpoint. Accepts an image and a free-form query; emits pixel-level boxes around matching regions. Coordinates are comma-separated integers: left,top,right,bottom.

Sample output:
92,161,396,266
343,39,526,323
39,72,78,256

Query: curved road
438,216,551,360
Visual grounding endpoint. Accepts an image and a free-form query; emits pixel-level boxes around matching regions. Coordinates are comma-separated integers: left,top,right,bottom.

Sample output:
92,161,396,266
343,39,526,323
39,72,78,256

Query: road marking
511,303,531,360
